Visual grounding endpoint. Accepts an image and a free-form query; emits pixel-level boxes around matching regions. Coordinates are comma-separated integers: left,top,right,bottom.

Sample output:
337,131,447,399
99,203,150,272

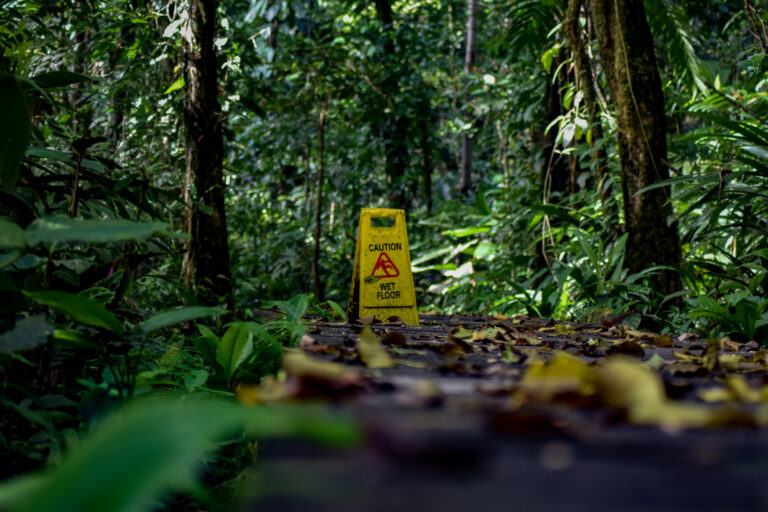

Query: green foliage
0,396,359,512
140,307,223,336
0,75,30,191
2,0,768,508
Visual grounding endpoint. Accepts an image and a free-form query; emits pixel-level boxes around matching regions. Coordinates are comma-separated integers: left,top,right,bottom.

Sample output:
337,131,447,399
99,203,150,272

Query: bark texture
591,0,681,296
181,0,232,305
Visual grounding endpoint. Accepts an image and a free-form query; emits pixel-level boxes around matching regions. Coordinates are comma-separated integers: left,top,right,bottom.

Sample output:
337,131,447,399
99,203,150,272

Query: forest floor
245,314,768,511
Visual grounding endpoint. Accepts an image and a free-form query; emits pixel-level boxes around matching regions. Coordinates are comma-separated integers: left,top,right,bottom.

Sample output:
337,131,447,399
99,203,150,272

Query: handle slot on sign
371,216,396,228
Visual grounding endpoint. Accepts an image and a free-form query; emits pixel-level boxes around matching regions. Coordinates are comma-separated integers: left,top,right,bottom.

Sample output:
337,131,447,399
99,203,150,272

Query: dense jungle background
1,0,768,509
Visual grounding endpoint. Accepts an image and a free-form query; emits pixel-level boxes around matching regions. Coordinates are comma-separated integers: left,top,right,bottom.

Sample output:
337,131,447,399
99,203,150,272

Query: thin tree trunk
181,0,232,305
419,112,433,214
374,0,409,209
312,111,326,301
565,0,607,201
591,0,681,297
70,0,92,139
459,0,477,195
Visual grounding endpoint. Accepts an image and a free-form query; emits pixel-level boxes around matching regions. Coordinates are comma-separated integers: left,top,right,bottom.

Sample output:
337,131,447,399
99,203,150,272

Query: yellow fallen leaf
596,357,666,411
235,377,290,406
718,354,742,372
596,357,714,428
472,327,503,342
519,351,596,401
357,325,394,369
283,350,354,381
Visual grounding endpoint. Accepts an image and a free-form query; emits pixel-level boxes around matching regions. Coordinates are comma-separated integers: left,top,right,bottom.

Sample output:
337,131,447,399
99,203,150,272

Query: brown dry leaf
381,331,407,346
677,332,699,343
357,325,395,368
606,340,645,358
508,329,543,346
447,334,474,353
651,334,673,347
703,338,720,372
625,329,654,341
300,334,317,348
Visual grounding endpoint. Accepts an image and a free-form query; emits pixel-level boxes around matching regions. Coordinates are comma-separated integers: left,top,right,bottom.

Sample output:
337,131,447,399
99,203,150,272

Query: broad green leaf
192,336,220,370
0,74,31,191
0,397,359,512
0,315,53,353
26,290,123,333
442,226,490,238
25,217,172,246
216,322,253,386
0,218,25,249
163,76,185,95
52,329,99,350
326,300,346,321
141,306,223,335
31,71,92,89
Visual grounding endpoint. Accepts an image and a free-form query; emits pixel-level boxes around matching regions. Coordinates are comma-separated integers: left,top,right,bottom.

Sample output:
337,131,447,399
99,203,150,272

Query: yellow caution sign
347,208,419,325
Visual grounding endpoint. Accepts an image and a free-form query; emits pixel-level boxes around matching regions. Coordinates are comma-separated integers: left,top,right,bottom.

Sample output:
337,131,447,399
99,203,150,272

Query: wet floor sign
347,208,419,325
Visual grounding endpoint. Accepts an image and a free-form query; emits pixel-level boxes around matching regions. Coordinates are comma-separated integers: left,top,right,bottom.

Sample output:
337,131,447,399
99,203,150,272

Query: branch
705,80,768,128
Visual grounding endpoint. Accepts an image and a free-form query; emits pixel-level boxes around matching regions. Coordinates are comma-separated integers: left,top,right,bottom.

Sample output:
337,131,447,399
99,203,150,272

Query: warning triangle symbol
371,252,400,278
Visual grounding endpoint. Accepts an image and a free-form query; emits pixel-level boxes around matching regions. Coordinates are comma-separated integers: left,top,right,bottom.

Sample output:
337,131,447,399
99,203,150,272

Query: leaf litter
237,314,768,433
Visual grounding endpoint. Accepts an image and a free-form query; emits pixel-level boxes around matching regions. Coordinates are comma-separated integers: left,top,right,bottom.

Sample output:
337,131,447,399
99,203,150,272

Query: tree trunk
419,111,433,214
374,0,409,209
312,111,326,301
564,0,607,201
591,0,681,297
458,0,477,195
181,0,232,305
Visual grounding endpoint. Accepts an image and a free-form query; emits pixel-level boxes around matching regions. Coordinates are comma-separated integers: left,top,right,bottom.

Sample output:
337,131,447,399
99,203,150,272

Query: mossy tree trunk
591,0,681,297
181,0,232,305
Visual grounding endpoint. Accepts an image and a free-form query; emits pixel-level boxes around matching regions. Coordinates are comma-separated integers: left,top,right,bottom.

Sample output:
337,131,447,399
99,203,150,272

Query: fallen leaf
472,326,503,342
381,331,407,346
283,351,355,381
703,338,720,372
651,334,673,347
357,326,394,368
300,334,316,348
718,354,742,372
518,351,596,402
596,357,714,428
642,353,670,370
606,340,645,358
